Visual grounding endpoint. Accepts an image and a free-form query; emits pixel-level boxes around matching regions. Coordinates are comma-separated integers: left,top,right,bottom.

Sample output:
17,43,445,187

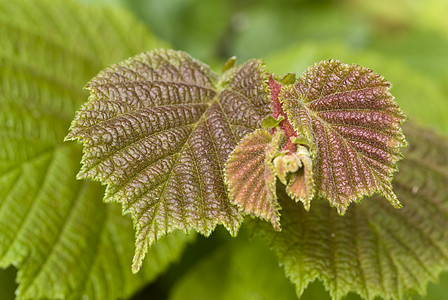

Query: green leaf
66,49,272,272
222,56,237,73
255,122,448,300
0,0,192,299
225,129,280,230
280,73,297,85
261,115,284,129
280,60,407,214
169,233,298,300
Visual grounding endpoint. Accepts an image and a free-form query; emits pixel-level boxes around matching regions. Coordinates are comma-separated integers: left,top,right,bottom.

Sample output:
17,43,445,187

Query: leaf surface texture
67,49,271,271
225,129,280,230
0,0,192,299
255,123,448,300
281,60,407,213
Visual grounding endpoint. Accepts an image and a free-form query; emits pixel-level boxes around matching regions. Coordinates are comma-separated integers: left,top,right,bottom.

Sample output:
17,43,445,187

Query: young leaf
225,129,280,230
0,0,191,299
261,115,284,129
280,60,407,214
254,123,448,300
66,49,272,272
283,146,315,210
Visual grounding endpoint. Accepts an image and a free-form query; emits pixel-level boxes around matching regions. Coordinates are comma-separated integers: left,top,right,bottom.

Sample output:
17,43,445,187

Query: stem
268,75,298,153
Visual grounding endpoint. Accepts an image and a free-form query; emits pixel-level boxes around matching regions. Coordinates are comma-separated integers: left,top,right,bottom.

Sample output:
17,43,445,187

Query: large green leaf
66,49,272,272
0,0,192,299
255,123,448,300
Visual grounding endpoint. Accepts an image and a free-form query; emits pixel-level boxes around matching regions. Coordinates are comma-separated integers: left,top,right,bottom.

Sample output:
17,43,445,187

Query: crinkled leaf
225,129,280,230
0,0,192,299
66,49,271,272
265,40,448,135
255,123,448,300
281,60,407,213
283,146,315,210
169,234,297,300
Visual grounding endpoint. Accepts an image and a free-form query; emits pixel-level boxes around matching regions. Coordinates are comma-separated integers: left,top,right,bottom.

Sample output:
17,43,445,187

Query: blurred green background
82,0,448,135
2,0,447,299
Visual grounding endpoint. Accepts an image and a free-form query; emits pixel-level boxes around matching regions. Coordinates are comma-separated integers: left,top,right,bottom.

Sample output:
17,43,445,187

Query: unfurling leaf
280,60,407,214
271,146,314,211
66,49,271,272
254,123,448,300
283,146,315,210
225,129,280,230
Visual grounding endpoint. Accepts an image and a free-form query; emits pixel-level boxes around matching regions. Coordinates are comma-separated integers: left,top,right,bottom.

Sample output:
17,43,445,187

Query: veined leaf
0,0,192,299
255,122,448,300
66,49,271,272
280,60,407,214
225,129,280,230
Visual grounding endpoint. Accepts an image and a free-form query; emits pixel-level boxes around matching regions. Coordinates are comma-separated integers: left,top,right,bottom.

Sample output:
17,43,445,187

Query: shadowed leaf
281,60,407,214
67,49,271,272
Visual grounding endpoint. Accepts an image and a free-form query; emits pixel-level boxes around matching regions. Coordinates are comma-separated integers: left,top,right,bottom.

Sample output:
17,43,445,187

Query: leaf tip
383,186,402,209
132,238,150,274
261,115,285,130
280,72,297,85
63,134,74,142
272,218,282,232
336,204,348,216
131,259,142,274
222,56,237,73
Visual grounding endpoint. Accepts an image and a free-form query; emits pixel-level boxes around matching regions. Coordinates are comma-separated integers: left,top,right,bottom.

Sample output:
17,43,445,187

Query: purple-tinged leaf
225,129,281,230
66,49,271,272
280,60,407,214
254,122,448,300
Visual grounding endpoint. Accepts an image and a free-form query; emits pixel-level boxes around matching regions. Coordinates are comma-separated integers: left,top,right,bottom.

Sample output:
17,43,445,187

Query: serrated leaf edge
279,60,408,214
224,129,282,231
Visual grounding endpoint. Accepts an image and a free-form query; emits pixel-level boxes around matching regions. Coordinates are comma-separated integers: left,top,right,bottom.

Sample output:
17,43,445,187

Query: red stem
268,75,298,153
